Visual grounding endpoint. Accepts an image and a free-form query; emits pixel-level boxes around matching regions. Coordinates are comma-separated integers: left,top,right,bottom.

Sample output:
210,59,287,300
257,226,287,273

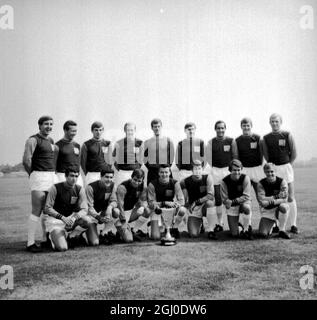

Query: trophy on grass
160,208,177,246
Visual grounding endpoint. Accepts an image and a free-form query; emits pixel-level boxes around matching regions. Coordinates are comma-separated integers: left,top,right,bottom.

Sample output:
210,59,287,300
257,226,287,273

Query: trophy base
161,237,177,246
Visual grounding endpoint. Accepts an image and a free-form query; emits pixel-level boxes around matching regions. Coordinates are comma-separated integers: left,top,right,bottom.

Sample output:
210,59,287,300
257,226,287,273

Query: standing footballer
206,120,238,233
176,122,205,181
55,120,83,186
81,121,113,185
22,116,57,252
144,119,175,184
112,122,144,185
263,114,298,234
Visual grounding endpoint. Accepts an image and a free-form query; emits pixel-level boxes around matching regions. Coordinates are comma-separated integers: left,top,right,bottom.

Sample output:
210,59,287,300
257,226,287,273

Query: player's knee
258,231,268,238
240,204,251,214
89,239,99,246
112,208,120,219
288,196,294,203
189,230,200,238
279,203,288,214
123,234,133,243
55,242,68,252
143,207,151,218
78,216,90,228
205,200,214,208
178,207,186,217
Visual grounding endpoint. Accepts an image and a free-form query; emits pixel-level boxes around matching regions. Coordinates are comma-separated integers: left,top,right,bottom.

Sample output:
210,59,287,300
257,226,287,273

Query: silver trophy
161,208,177,246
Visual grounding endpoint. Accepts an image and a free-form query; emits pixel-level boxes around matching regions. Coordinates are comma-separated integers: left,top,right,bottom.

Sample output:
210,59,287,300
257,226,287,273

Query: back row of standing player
22,114,298,252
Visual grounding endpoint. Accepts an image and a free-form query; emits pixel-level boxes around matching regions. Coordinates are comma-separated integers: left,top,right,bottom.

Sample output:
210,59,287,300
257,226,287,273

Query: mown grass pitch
0,168,316,300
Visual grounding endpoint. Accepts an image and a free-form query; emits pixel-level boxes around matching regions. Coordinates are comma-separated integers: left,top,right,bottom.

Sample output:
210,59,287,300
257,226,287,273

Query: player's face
159,168,170,183
131,176,143,188
192,165,203,179
125,125,135,139
92,127,104,140
65,125,77,140
264,168,276,182
101,173,114,186
66,172,79,186
241,123,252,136
185,126,196,138
230,166,241,181
39,120,53,136
215,123,226,138
270,117,281,132
152,123,162,136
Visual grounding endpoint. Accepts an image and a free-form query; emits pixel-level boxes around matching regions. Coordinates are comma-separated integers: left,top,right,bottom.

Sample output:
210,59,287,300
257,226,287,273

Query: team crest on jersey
105,193,111,200
134,147,140,154
199,186,207,193
165,189,173,197
102,146,108,153
73,147,79,155
279,139,286,146
250,142,257,149
70,196,78,204
223,145,230,152
194,145,200,153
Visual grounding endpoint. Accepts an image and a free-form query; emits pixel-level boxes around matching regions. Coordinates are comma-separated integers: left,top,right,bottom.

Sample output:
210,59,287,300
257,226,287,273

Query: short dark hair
65,166,80,176
151,118,162,128
124,122,136,132
263,162,275,172
63,120,77,131
91,121,104,131
159,164,170,171
240,117,252,127
38,116,53,126
101,167,114,177
184,122,196,130
214,120,226,130
228,159,243,172
131,168,145,179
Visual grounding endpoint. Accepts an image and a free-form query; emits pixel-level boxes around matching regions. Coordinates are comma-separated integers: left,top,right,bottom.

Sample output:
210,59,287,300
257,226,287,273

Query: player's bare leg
187,216,202,238
50,229,68,251
27,191,46,252
214,185,224,231
288,182,298,233
227,215,240,237
258,218,275,238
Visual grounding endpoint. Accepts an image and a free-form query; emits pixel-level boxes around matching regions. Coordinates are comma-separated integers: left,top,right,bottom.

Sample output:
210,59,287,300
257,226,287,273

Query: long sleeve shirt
144,135,175,168
220,175,251,205
257,178,288,207
86,183,117,217
112,137,144,170
44,184,88,218
262,131,297,164
23,134,57,175
116,184,148,213
181,175,214,207
206,137,238,168
147,181,185,210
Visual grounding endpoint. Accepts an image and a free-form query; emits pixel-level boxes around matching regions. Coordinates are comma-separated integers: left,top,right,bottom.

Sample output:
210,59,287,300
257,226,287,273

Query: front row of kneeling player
43,159,291,251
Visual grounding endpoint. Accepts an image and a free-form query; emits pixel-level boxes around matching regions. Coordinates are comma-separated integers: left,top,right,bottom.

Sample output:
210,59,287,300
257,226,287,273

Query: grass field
0,168,317,300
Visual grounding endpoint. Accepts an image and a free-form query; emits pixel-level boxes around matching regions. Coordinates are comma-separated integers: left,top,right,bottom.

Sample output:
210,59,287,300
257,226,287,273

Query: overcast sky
0,0,316,164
